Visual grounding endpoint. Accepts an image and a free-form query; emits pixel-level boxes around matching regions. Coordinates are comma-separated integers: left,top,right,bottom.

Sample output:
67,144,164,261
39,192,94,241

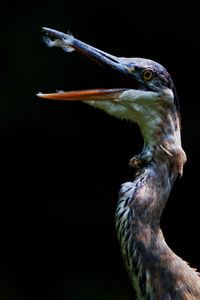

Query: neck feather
114,91,199,297
116,157,175,236
115,159,174,297
116,103,186,244
114,110,198,298
115,155,200,298
130,102,186,177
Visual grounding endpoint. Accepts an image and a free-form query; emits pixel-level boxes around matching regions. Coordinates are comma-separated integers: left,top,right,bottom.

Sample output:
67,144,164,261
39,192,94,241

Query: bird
37,27,200,299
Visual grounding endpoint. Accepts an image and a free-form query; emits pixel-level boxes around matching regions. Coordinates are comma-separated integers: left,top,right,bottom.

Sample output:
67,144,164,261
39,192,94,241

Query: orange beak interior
37,88,126,101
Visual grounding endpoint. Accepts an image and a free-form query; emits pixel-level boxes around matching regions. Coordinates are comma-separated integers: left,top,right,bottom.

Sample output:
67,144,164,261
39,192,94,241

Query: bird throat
130,102,186,177
115,108,186,298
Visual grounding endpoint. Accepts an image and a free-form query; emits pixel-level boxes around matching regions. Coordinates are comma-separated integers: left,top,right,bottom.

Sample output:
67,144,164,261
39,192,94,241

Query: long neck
116,157,175,250
116,104,186,234
115,122,200,298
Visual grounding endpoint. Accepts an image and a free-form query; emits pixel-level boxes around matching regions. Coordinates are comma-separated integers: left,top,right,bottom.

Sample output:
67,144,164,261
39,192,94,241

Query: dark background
1,1,200,299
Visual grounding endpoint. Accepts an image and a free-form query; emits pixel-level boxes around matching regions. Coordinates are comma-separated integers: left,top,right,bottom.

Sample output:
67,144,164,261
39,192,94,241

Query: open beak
37,27,137,101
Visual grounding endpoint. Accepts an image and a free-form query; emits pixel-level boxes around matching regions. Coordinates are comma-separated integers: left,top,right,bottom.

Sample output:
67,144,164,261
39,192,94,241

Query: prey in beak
37,27,143,102
37,27,184,173
37,27,178,142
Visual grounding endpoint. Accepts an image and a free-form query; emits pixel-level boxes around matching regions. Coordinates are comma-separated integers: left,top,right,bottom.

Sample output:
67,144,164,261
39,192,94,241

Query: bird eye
142,69,153,81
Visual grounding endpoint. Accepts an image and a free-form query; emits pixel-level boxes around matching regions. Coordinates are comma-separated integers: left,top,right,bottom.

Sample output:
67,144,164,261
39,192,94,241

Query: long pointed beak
42,27,127,72
37,27,136,101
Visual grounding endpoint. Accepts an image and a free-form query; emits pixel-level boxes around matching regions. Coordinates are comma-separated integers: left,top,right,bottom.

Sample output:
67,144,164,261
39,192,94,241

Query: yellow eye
143,69,153,81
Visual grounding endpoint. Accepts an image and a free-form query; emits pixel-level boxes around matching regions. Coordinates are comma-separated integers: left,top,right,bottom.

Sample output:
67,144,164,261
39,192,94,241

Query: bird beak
37,89,126,101
37,27,137,101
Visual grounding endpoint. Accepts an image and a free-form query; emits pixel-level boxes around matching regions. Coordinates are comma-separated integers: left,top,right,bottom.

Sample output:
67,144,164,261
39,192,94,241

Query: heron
37,27,200,299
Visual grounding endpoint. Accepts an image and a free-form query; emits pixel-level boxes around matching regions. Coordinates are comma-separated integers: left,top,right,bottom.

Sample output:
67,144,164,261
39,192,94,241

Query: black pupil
145,71,151,78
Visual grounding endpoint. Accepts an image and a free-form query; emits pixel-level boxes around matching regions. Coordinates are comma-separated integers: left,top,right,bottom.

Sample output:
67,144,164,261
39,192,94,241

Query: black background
1,1,200,299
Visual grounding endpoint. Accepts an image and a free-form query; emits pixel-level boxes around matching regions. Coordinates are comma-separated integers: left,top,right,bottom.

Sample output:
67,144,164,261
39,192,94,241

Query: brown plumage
37,27,200,299
116,156,200,299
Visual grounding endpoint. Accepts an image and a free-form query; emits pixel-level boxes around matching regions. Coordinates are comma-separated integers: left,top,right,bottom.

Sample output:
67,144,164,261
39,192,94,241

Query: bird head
37,28,186,173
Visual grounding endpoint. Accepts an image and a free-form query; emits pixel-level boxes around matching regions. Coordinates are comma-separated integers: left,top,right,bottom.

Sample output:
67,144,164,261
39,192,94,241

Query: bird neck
115,159,174,297
130,104,186,177
116,144,193,298
116,157,175,235
115,112,187,296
